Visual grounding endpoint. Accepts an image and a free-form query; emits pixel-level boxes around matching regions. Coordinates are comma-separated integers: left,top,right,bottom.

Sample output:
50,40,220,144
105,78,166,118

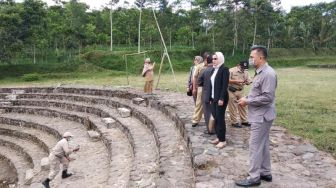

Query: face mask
249,58,256,67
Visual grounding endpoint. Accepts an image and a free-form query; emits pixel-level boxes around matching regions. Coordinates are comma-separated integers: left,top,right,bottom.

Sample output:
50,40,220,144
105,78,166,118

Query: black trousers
211,101,228,142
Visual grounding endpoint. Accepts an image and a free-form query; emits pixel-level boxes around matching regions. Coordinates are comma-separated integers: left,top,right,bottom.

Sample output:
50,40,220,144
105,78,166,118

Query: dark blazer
198,65,214,103
209,64,230,103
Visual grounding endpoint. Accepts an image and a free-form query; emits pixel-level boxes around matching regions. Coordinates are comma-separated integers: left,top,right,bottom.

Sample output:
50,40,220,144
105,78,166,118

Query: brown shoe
216,141,227,149
210,138,219,145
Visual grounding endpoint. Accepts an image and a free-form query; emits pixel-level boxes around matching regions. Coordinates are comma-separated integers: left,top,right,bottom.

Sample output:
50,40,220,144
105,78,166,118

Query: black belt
228,86,242,92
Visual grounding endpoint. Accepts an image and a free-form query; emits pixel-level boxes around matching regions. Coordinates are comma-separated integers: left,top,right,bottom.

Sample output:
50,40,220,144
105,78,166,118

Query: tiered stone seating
0,86,194,188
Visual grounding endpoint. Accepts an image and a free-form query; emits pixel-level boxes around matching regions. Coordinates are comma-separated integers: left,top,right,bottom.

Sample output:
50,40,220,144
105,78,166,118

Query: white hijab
214,52,225,69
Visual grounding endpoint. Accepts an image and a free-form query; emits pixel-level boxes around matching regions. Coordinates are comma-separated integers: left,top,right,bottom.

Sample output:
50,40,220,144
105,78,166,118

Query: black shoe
42,178,50,188
192,123,198,127
232,123,242,128
62,170,73,179
235,178,261,187
260,174,272,182
242,122,251,126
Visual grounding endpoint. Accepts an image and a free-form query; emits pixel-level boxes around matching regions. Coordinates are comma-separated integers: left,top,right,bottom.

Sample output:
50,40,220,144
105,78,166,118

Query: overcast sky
21,0,334,13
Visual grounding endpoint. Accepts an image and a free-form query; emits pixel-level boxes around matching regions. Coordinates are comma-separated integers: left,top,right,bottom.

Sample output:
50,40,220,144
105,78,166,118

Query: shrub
22,73,40,82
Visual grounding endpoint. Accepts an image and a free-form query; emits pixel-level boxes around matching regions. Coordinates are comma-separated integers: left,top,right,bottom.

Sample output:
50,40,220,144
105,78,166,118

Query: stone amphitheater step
0,101,158,187
0,112,110,188
0,129,48,170
9,98,160,188
0,117,61,150
10,91,194,187
0,145,32,187
0,154,18,187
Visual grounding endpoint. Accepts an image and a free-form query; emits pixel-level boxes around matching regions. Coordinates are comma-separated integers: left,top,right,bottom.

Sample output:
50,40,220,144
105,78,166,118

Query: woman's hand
218,100,224,106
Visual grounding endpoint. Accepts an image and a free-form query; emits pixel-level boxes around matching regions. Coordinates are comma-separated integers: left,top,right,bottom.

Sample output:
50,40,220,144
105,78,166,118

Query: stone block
132,98,145,105
5,94,16,100
12,90,25,94
102,117,117,129
0,109,6,114
0,101,12,106
118,108,131,118
41,157,50,171
87,130,100,141
25,169,34,185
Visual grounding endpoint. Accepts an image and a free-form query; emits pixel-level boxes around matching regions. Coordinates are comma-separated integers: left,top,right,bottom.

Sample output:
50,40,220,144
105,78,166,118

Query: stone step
0,139,34,170
0,118,60,151
0,154,18,187
0,112,110,187
8,99,160,188
0,133,48,171
0,108,134,188
5,91,193,186
0,127,50,154
0,145,32,187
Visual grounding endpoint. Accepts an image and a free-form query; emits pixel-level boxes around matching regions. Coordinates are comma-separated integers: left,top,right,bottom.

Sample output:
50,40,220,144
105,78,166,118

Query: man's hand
73,145,80,152
218,100,224,106
192,89,197,96
238,97,247,107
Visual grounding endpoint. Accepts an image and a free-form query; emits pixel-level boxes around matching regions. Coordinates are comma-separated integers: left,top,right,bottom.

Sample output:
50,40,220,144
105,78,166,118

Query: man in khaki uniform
142,58,155,94
42,132,80,188
228,60,252,128
191,53,208,127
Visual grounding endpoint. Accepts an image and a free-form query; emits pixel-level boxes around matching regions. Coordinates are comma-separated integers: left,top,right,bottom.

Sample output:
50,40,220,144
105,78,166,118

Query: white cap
63,132,74,138
144,58,151,63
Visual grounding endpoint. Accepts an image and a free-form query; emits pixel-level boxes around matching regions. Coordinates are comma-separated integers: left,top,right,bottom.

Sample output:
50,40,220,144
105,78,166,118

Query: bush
22,73,40,82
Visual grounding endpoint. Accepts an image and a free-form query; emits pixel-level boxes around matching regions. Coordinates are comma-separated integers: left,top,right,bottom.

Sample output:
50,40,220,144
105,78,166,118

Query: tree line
0,0,335,63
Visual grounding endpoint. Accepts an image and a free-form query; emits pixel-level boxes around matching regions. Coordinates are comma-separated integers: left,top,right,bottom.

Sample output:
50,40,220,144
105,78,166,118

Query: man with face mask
228,60,252,128
42,132,80,188
236,45,277,187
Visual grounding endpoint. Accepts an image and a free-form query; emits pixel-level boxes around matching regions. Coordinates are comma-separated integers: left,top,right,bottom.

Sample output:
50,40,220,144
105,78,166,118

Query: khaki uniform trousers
228,90,248,124
192,87,203,124
144,80,153,94
48,154,70,180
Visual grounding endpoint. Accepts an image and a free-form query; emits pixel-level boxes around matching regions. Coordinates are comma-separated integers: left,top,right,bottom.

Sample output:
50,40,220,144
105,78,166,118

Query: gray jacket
247,63,277,123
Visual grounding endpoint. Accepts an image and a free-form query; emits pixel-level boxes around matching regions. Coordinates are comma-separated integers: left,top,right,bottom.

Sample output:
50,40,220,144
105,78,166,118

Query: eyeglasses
212,58,218,60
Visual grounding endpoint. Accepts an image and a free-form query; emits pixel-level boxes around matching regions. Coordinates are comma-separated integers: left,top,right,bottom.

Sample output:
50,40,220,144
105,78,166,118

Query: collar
256,62,268,75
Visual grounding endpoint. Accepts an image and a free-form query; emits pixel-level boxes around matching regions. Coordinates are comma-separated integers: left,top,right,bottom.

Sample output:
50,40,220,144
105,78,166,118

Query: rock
294,144,318,156
25,169,34,185
132,98,145,105
0,101,12,106
118,107,131,118
194,154,212,169
0,109,6,114
5,94,17,100
87,131,100,141
102,117,117,129
302,170,311,176
41,157,50,170
287,163,305,171
12,89,25,94
302,153,314,160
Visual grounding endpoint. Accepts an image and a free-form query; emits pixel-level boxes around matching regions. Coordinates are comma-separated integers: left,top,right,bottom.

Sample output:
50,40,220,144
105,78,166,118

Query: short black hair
251,45,268,59
203,52,210,60
207,54,213,64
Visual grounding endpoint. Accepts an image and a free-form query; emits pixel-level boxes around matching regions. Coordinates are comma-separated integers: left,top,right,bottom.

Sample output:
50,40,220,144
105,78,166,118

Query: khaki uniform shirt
193,62,205,87
142,63,155,81
229,66,251,90
51,138,73,158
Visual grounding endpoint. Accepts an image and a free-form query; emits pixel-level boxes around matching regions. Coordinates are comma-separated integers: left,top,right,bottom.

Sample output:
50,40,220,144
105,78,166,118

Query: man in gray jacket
236,45,277,187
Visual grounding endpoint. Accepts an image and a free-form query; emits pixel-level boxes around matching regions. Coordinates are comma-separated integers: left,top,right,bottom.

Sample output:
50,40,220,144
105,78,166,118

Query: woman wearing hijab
209,52,230,149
